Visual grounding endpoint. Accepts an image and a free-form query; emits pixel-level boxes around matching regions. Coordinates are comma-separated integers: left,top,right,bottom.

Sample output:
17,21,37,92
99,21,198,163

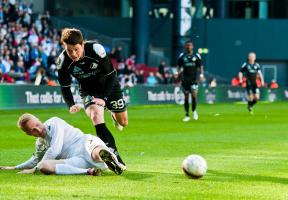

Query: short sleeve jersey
57,41,116,97
177,52,202,82
240,62,261,85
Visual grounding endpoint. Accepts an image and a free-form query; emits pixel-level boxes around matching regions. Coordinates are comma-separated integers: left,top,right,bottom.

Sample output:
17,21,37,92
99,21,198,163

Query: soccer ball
182,154,207,179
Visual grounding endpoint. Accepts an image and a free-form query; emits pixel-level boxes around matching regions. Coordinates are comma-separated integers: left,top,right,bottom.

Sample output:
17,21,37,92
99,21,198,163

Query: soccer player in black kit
177,41,204,122
56,28,128,169
239,52,264,114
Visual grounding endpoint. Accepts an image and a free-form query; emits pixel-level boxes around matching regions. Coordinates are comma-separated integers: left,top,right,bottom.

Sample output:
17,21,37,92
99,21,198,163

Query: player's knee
90,112,104,124
39,162,53,175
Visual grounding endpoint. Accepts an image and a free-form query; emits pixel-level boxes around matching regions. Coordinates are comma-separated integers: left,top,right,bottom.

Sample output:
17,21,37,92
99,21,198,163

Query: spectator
163,70,172,84
135,69,144,84
124,76,134,88
10,59,26,84
270,79,279,89
110,46,123,61
34,67,47,85
1,55,12,73
28,28,39,46
47,75,57,86
146,72,158,86
123,63,134,76
0,68,3,82
125,54,136,68
209,78,217,88
0,6,4,24
171,71,181,85
158,60,166,79
0,1,61,85
231,75,240,87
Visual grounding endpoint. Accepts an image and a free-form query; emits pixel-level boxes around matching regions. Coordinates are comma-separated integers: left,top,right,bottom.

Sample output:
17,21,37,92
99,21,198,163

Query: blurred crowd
0,0,61,85
110,46,181,89
0,0,181,88
0,0,281,90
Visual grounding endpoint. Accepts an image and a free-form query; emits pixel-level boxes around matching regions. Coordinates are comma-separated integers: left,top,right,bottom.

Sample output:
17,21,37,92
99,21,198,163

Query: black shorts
82,84,127,113
182,81,198,92
246,84,260,95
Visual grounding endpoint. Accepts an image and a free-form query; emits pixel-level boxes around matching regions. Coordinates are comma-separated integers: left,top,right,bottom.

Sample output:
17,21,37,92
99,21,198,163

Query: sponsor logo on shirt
90,63,98,69
73,66,82,73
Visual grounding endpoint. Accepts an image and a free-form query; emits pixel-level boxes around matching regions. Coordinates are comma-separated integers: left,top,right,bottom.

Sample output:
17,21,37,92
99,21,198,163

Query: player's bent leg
85,105,119,156
85,135,127,171
86,107,127,168
38,160,65,175
114,111,128,127
112,110,128,131
87,142,125,175
56,156,103,175
105,95,127,131
85,104,105,125
91,145,108,162
110,112,124,131
98,148,124,175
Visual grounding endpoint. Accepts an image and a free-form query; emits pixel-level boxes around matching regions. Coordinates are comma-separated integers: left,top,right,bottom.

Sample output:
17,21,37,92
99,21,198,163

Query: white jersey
17,117,106,170
41,117,86,161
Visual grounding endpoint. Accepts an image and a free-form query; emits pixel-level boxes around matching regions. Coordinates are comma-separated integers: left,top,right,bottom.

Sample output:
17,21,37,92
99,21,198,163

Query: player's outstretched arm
0,166,16,170
17,167,36,174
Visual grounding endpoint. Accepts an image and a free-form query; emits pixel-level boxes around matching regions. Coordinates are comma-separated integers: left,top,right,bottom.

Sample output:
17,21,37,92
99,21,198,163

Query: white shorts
64,134,107,170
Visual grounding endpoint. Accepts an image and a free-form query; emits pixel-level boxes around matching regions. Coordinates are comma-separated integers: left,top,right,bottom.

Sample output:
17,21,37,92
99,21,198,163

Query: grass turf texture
0,102,287,200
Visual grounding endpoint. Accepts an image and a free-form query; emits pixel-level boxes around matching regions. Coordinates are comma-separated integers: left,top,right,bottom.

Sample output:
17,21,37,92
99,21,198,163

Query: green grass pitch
0,102,288,200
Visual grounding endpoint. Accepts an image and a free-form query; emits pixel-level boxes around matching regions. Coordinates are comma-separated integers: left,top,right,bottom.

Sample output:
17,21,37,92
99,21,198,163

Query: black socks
95,123,117,152
95,123,125,165
248,99,257,108
192,96,197,112
184,98,189,116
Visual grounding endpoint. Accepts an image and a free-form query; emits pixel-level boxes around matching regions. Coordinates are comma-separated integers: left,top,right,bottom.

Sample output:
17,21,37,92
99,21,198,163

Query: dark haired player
177,41,204,122
56,28,128,168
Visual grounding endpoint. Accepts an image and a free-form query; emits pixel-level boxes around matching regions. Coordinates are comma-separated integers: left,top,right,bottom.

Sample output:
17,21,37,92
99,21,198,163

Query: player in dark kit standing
239,52,264,114
56,28,128,169
177,41,204,122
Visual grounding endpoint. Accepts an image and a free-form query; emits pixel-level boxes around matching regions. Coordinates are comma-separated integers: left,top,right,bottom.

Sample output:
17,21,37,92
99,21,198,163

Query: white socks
55,164,88,175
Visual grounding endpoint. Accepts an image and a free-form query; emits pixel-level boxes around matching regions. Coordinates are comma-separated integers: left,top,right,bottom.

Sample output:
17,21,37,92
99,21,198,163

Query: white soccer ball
182,154,207,179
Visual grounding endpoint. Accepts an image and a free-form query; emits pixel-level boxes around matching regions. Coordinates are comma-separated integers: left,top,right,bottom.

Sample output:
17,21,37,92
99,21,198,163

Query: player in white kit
0,114,124,175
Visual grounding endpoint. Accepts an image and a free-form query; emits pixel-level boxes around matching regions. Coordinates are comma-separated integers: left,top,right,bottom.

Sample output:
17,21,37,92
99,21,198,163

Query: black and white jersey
56,41,118,107
240,62,261,85
177,52,202,82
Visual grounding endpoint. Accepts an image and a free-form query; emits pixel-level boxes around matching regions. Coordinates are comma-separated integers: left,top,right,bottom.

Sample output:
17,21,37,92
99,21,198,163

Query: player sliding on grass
56,28,128,168
0,113,124,176
238,52,264,114
177,40,204,122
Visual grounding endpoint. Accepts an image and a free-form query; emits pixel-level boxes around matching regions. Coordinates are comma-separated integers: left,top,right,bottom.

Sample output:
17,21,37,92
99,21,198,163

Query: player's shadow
122,170,184,181
209,170,288,184
122,171,155,181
